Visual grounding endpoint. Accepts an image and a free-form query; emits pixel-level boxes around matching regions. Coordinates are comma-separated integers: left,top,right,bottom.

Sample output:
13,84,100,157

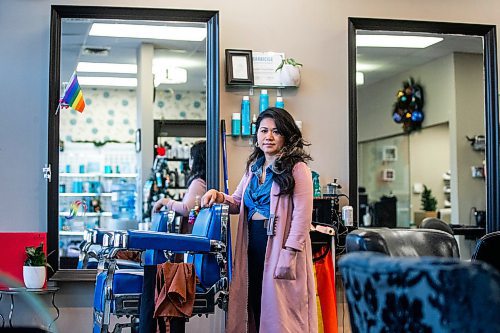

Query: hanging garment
313,245,338,333
154,262,196,332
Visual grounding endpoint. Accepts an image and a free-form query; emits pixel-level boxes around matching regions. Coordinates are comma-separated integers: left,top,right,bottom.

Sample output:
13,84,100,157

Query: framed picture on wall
225,49,254,85
382,145,398,161
382,168,396,181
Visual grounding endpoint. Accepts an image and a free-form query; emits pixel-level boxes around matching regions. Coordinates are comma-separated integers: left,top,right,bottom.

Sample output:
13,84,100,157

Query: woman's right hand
152,198,168,213
201,189,223,207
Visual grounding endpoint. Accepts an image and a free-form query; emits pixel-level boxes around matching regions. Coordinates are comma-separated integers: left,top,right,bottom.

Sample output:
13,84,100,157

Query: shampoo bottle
241,96,251,136
259,89,269,113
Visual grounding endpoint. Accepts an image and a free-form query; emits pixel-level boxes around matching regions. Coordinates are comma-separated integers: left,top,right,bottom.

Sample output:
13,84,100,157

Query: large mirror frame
47,6,219,280
348,18,499,232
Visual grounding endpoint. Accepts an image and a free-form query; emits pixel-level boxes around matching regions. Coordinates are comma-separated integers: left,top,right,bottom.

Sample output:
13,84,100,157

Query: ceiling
61,18,207,91
357,31,483,86
61,20,484,91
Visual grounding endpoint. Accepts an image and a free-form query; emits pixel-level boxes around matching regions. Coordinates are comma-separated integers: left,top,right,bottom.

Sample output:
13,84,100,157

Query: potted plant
276,57,302,87
421,185,438,217
23,243,52,289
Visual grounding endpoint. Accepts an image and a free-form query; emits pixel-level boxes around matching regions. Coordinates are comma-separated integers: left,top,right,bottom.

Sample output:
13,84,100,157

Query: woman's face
257,117,285,158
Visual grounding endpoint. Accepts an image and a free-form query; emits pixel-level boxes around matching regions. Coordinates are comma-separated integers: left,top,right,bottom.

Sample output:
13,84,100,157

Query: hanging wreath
392,77,424,133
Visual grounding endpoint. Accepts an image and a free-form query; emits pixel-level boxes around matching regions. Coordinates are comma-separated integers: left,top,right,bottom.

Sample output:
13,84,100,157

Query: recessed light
77,62,137,74
89,23,206,41
357,35,443,48
78,77,137,87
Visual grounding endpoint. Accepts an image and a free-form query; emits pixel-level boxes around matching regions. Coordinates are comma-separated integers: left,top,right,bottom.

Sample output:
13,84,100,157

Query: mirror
48,6,219,279
348,18,499,235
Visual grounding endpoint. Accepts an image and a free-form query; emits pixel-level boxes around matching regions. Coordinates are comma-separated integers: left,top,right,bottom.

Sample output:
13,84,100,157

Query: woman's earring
254,141,259,147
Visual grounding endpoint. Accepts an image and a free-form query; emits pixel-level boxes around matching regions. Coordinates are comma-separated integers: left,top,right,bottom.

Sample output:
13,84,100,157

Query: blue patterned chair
339,252,500,333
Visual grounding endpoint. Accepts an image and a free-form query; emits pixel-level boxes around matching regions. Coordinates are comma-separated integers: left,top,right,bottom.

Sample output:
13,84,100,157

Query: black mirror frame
348,17,499,232
48,6,219,280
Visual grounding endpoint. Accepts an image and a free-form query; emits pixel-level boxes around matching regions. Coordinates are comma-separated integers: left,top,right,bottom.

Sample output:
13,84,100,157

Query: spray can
342,205,354,227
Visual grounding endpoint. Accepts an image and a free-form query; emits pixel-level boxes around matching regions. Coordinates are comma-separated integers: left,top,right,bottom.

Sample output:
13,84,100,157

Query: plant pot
279,64,301,87
23,266,46,289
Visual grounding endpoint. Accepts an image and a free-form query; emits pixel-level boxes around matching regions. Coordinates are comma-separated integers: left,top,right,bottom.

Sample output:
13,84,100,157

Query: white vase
23,266,46,289
279,64,301,87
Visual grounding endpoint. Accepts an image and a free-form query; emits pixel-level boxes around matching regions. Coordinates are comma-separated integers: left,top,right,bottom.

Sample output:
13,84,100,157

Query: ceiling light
356,63,379,72
89,23,206,41
356,72,365,85
78,76,137,87
154,67,188,86
357,35,443,48
77,62,137,74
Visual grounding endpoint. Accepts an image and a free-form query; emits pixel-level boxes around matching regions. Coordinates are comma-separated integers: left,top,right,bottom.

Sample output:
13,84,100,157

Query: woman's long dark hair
187,140,206,186
246,107,311,195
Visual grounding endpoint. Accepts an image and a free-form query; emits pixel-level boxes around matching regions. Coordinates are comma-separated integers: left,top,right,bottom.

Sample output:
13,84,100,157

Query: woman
202,108,318,333
153,140,206,217
140,140,206,333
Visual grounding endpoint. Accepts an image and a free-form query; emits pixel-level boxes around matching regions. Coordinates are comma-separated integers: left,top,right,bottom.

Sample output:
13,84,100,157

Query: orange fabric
314,266,325,333
154,262,196,331
314,247,338,333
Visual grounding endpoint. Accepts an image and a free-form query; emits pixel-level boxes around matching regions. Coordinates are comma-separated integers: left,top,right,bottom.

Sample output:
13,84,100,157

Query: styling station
1,2,500,332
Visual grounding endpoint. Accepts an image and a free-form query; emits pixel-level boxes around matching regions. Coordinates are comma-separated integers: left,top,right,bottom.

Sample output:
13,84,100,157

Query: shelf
60,231,85,236
58,212,112,217
60,173,138,178
59,193,113,197
155,157,189,162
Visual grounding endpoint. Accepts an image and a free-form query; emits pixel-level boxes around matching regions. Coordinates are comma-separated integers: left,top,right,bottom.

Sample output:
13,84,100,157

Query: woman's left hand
274,248,298,280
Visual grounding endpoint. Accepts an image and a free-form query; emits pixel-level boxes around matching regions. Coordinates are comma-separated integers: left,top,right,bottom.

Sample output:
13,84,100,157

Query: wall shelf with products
58,142,138,256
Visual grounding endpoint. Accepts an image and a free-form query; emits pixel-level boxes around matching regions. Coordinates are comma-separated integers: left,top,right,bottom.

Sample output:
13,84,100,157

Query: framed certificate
225,49,254,85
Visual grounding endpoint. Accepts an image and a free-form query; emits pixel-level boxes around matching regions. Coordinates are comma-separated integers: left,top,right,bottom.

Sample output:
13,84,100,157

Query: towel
154,262,196,332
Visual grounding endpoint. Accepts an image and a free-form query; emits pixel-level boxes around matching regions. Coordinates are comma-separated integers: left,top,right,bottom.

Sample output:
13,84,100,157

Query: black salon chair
472,231,500,272
346,228,459,257
420,217,454,235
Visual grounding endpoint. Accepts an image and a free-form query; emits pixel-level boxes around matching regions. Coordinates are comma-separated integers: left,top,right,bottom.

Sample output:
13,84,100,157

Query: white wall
1,0,500,332
358,54,455,142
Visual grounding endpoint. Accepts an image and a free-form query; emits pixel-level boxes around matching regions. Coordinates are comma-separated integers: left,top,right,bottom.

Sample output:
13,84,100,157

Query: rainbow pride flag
61,72,85,113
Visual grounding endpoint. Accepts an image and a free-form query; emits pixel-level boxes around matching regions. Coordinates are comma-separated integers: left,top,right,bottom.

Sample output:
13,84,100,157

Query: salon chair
339,252,500,333
346,228,459,258
92,210,175,333
92,204,230,333
472,231,500,272
420,217,454,235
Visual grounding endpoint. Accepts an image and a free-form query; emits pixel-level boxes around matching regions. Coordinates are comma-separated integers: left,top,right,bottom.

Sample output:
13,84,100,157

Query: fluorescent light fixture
356,63,379,72
357,35,443,48
356,72,365,85
78,76,137,87
89,23,206,41
77,62,137,74
154,67,188,86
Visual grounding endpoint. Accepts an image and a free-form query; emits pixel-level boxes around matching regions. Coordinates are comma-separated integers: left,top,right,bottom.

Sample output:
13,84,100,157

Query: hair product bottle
251,114,258,135
275,96,285,108
259,89,269,113
241,96,251,136
231,113,241,136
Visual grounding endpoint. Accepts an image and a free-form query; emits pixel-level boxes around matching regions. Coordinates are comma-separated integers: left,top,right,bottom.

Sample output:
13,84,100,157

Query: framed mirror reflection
348,18,499,252
48,6,219,279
